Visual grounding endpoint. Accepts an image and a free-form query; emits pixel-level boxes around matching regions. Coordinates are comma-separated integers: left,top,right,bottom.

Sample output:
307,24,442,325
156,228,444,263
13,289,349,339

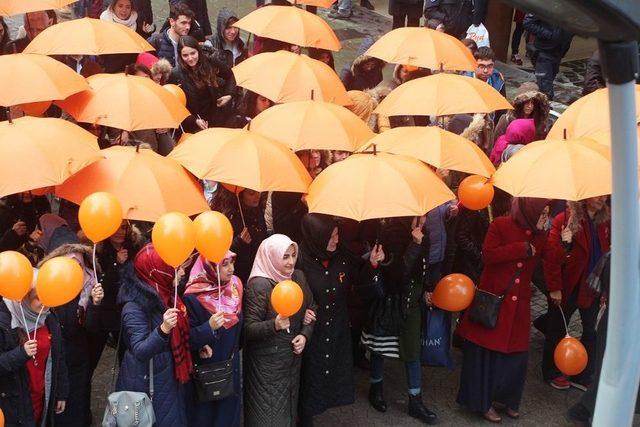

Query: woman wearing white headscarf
243,234,315,427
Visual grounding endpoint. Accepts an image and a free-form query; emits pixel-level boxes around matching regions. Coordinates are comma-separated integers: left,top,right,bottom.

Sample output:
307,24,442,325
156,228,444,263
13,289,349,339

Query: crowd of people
0,1,616,427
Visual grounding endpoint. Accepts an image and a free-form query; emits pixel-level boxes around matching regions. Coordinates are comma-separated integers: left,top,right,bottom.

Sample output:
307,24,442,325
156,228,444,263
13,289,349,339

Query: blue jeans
370,353,422,395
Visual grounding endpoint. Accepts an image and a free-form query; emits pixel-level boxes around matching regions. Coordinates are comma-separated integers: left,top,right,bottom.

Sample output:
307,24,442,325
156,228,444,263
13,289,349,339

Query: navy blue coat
184,294,242,427
116,265,188,427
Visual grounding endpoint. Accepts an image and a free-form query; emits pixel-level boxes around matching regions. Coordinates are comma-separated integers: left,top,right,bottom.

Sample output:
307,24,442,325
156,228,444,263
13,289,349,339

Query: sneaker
569,379,590,392
550,376,571,390
328,10,352,19
511,53,523,66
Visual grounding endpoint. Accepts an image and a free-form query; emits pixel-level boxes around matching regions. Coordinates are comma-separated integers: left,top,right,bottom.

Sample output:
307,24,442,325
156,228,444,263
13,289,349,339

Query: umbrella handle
236,191,247,229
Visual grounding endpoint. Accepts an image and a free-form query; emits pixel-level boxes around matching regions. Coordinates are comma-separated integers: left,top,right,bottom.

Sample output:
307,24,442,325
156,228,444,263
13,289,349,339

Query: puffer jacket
116,264,189,427
147,30,178,67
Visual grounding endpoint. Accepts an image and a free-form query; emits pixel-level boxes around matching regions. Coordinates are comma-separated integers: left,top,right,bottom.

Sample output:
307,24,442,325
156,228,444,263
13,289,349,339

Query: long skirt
456,340,528,413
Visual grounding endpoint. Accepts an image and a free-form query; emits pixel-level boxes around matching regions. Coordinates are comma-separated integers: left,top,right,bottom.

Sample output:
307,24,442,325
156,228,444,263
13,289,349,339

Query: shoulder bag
467,265,524,329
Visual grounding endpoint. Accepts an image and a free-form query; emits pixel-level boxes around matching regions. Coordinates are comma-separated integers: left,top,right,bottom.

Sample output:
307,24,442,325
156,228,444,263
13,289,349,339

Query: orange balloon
458,175,494,210
554,336,588,376
163,84,187,107
221,183,244,194
78,192,123,243
0,407,4,427
0,251,34,301
193,211,233,263
432,273,475,312
36,257,84,307
152,212,195,268
271,280,304,317
18,101,52,117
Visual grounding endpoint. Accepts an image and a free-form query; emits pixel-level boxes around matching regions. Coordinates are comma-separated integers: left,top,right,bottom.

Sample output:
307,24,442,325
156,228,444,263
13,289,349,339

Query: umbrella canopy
0,117,101,198
287,0,336,7
360,126,495,177
234,5,340,52
365,27,477,71
307,152,455,221
0,53,89,106
249,100,374,151
56,73,189,132
169,127,312,193
23,17,154,55
375,73,512,117
56,146,209,222
548,86,640,139
491,137,612,201
0,0,74,15
232,51,351,105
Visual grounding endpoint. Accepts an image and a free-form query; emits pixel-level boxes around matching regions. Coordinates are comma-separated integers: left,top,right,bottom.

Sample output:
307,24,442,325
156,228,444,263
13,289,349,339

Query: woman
389,0,422,29
0,193,50,253
243,234,315,427
490,118,537,165
541,196,610,390
184,252,243,427
205,8,246,67
0,281,68,426
0,17,11,54
446,206,490,284
456,197,550,422
169,35,234,132
116,244,192,426
225,89,273,129
309,48,335,70
340,37,384,92
298,214,355,423
494,83,550,140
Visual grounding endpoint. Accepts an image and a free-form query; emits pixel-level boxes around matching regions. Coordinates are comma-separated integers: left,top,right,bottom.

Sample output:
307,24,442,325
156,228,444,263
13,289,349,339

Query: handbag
421,306,453,369
467,266,524,329
192,354,235,402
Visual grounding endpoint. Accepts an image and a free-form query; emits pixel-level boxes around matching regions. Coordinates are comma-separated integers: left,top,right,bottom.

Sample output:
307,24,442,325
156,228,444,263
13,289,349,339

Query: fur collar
566,201,610,233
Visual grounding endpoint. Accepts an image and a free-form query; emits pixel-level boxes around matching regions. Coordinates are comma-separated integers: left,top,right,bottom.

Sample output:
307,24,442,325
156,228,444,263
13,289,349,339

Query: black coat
0,196,50,252
446,208,489,283
271,192,308,244
298,250,355,417
228,207,267,285
389,0,423,17
523,14,573,60
0,302,69,426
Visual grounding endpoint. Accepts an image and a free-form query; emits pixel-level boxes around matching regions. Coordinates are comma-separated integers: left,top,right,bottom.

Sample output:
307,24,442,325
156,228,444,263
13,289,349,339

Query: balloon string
217,263,222,311
32,306,45,342
173,269,178,309
558,304,569,336
235,191,246,229
18,304,31,341
92,243,99,288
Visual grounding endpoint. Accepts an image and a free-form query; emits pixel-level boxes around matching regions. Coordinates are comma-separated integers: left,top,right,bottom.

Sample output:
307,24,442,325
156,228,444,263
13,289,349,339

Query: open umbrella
307,152,455,221
0,0,75,15
491,137,612,201
56,146,209,221
0,117,101,198
234,5,340,51
249,100,374,151
169,127,312,193
0,53,89,107
547,86,640,139
375,73,512,117
56,73,189,132
287,0,336,7
359,126,495,177
365,27,477,71
23,17,154,55
232,51,351,105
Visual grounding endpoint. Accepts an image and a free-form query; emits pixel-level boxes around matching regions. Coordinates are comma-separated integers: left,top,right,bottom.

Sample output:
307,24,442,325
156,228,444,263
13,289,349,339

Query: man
147,3,194,67
170,0,210,36
464,47,506,97
523,14,573,101
4,10,55,54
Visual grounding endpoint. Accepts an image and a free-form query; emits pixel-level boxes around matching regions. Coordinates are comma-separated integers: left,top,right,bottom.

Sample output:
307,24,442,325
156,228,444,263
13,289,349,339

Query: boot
360,0,375,10
368,382,387,412
408,393,438,424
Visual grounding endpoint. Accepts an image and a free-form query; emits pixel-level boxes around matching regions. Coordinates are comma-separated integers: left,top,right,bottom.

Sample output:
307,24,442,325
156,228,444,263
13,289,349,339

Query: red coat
457,216,547,353
543,211,610,308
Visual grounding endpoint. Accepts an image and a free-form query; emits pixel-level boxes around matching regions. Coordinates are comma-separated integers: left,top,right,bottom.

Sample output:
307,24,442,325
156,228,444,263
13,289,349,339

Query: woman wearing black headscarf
298,214,356,424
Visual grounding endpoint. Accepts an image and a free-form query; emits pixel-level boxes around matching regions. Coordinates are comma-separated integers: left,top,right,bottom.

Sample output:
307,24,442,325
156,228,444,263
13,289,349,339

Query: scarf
185,253,242,329
134,244,192,384
38,214,68,252
510,197,550,234
4,271,49,333
300,213,337,260
100,8,138,31
66,252,96,310
248,234,298,283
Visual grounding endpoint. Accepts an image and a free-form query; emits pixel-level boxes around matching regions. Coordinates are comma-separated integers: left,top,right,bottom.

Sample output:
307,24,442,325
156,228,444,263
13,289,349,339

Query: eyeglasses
477,63,495,71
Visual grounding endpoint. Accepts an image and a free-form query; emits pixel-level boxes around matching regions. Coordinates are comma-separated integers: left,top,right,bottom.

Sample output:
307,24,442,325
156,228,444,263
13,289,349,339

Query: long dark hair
177,35,218,89
0,17,9,49
513,94,550,138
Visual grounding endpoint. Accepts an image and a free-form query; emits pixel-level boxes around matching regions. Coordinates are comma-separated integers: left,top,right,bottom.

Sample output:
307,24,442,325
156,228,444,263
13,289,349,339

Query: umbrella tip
563,128,567,140
247,120,252,131
373,144,377,155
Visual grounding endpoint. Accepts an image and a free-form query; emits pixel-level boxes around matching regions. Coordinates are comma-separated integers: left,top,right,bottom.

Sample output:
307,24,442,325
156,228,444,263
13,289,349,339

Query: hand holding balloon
91,283,104,305
209,312,225,330
275,314,290,331
161,308,180,334
23,339,38,357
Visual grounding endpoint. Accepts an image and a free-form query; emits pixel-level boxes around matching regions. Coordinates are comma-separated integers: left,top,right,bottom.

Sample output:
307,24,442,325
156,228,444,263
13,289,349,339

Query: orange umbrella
375,73,512,117
0,117,101,198
57,73,189,132
24,17,154,55
169,128,312,193
0,0,74,15
287,0,336,7
232,51,351,105
0,54,89,106
365,27,477,71
249,100,374,151
234,5,340,51
307,152,455,221
56,146,209,221
360,126,495,177
548,86,640,139
491,137,612,201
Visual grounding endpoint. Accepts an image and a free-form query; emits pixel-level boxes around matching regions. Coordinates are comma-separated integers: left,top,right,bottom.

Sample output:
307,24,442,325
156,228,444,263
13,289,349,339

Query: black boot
368,382,387,412
408,393,438,424
360,0,375,10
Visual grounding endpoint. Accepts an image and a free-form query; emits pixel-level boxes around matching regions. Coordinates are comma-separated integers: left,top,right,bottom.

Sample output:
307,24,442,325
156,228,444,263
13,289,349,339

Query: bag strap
149,358,154,401
499,266,524,299
108,325,123,395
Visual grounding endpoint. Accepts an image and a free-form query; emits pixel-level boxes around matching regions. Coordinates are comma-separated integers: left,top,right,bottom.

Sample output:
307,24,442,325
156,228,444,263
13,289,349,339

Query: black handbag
468,266,524,329
192,354,235,402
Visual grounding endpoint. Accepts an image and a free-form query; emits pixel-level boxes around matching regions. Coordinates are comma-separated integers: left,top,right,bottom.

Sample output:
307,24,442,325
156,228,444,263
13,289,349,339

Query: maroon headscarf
510,197,550,234
134,244,193,384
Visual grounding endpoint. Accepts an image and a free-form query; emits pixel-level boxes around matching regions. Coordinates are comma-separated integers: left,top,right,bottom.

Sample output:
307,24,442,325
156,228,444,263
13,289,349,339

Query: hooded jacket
340,37,384,91
494,88,550,139
204,8,246,67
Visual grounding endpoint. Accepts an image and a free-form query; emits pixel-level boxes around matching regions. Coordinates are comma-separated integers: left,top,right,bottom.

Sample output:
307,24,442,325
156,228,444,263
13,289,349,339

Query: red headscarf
134,244,192,384
510,197,550,234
